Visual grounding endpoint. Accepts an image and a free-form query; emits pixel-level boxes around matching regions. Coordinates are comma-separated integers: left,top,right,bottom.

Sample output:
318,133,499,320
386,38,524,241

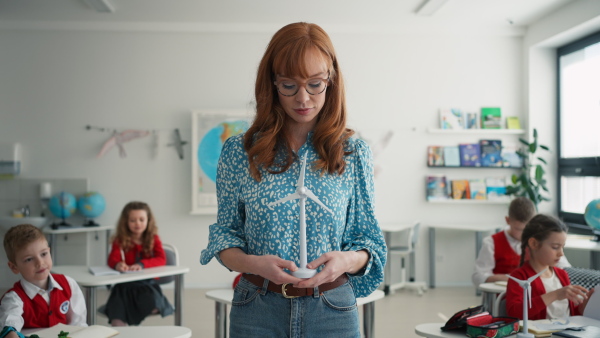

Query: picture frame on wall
191,110,251,214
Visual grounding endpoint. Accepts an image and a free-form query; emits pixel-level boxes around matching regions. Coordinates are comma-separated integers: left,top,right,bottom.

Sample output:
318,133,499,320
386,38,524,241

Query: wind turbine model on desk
506,268,547,338
267,153,334,278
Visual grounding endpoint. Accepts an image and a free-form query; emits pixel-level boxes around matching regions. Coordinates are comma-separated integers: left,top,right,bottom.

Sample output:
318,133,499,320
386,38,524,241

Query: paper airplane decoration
96,129,150,158
507,268,547,338
167,128,188,160
267,153,334,278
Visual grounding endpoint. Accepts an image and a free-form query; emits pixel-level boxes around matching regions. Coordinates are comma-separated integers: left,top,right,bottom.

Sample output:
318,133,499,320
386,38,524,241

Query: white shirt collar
20,274,63,300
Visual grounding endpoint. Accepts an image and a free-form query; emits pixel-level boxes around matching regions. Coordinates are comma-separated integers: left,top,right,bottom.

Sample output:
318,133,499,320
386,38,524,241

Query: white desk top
23,325,192,338
425,223,502,232
379,223,412,232
51,265,190,287
478,282,506,293
565,236,600,252
415,316,600,338
206,288,385,307
44,224,113,234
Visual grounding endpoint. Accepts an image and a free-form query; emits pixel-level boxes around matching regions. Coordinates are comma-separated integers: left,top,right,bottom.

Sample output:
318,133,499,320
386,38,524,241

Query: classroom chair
156,243,179,284
383,221,428,295
492,291,507,317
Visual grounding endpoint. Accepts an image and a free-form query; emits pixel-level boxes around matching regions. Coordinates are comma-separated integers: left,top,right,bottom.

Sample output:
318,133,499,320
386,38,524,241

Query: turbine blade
528,268,547,282
267,193,301,207
507,275,526,286
297,153,307,188
305,189,334,215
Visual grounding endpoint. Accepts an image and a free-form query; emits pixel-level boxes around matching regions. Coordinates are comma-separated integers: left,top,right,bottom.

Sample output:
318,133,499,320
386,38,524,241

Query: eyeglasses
274,76,330,97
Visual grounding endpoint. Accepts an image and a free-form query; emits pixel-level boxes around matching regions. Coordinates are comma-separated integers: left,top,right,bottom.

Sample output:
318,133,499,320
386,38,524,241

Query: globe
48,191,77,223
77,192,106,219
584,199,600,231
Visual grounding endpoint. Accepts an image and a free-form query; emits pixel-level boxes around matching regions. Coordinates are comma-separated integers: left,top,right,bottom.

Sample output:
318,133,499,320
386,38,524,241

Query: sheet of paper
583,288,600,321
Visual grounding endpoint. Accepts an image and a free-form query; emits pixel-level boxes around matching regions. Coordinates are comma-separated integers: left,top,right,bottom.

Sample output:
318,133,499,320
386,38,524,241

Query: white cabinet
45,225,112,266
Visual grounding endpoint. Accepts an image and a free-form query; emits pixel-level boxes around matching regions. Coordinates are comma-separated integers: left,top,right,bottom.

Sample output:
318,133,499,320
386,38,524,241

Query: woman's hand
128,263,143,271
294,250,368,289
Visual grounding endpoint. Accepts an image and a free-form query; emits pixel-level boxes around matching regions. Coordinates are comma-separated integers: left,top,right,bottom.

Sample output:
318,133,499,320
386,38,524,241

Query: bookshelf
426,128,525,203
427,128,525,135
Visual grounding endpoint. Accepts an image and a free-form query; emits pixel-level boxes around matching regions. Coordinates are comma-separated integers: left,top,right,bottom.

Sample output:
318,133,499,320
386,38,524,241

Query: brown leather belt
242,273,348,298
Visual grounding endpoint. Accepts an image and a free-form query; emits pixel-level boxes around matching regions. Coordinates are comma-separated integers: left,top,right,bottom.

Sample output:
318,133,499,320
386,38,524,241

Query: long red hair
244,22,353,181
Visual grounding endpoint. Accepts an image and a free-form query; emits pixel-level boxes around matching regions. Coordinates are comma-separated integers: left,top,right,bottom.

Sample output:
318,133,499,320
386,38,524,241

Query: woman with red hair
201,22,386,337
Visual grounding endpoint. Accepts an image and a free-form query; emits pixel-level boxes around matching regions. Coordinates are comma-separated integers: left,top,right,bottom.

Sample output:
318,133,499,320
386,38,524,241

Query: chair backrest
493,291,507,317
409,221,421,251
157,243,179,285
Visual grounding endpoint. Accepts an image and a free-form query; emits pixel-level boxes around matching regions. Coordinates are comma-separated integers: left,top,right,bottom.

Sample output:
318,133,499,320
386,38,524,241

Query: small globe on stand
584,198,600,241
48,191,77,229
77,192,106,227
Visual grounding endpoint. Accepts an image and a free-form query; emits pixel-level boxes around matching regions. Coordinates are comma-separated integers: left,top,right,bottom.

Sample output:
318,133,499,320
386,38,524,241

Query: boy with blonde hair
472,197,571,286
0,224,87,338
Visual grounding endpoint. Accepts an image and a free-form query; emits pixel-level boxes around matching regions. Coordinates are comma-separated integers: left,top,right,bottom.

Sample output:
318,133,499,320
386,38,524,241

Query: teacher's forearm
347,249,369,275
220,247,257,273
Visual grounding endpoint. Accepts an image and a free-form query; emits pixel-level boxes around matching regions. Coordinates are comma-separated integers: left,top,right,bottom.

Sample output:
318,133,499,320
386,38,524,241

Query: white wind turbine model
267,153,334,278
506,268,547,338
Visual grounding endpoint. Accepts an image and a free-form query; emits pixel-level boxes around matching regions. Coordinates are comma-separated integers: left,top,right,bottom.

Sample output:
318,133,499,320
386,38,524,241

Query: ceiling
0,0,575,34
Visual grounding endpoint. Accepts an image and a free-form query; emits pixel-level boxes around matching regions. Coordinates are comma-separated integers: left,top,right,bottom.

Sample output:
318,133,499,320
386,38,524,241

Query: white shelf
427,199,511,204
427,128,525,135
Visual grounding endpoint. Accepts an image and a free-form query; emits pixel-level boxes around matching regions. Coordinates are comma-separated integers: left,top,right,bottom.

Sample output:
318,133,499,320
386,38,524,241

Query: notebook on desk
554,326,600,338
88,266,141,276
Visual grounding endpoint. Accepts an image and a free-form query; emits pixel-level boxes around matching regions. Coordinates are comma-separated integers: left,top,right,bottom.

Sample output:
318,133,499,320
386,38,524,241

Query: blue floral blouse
200,133,387,297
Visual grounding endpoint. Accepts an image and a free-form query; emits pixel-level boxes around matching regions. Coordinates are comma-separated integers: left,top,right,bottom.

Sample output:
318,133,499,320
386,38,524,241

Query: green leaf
535,165,545,181
530,140,538,154
540,145,550,151
519,138,530,147
511,175,519,184
537,157,547,164
533,128,538,138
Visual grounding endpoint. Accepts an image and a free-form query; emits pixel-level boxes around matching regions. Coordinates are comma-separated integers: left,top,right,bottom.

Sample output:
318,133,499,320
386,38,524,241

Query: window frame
556,30,600,234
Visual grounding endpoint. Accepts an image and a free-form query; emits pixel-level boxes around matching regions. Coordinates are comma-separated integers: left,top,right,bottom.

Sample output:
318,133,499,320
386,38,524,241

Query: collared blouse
200,133,386,298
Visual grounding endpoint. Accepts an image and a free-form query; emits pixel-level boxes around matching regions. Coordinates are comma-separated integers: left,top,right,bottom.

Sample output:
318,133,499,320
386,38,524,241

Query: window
557,30,600,234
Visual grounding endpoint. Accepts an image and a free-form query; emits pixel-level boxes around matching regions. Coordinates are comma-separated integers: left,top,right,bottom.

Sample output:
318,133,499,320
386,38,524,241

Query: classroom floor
1,285,482,337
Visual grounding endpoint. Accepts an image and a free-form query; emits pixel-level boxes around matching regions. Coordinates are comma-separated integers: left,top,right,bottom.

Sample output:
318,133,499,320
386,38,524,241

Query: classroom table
478,282,506,313
427,223,502,288
415,316,600,338
23,325,192,338
51,265,190,326
565,235,600,269
205,288,385,338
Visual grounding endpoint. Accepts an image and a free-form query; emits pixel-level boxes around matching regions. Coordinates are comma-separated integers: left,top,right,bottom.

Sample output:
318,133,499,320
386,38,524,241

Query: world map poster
191,110,250,214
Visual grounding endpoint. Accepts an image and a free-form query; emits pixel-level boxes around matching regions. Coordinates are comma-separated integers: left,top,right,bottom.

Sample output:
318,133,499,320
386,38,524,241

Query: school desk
427,223,502,288
205,288,385,338
51,265,190,326
565,235,600,269
478,282,506,313
22,325,192,338
415,315,600,338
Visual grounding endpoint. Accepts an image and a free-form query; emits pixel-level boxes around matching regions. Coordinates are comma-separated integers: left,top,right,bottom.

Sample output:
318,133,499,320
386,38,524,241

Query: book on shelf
451,180,470,199
506,116,521,129
480,139,503,167
469,179,487,200
27,323,119,338
464,112,479,129
485,177,510,201
439,108,464,129
426,175,449,201
481,107,502,129
427,146,445,167
459,143,481,167
501,144,523,168
443,146,460,167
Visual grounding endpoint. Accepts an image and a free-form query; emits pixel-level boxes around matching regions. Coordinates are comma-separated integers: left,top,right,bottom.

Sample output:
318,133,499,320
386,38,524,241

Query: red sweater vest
492,231,520,275
8,274,72,328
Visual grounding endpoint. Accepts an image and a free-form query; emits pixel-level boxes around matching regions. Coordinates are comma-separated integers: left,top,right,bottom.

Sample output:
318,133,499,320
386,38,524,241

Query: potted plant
505,128,550,209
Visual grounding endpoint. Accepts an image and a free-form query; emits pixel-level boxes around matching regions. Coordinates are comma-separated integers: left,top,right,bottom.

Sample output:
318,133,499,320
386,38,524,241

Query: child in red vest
472,197,571,286
0,224,87,338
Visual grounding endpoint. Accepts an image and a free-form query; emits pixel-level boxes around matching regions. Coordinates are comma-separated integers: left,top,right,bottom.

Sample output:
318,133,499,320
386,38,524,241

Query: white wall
0,25,525,287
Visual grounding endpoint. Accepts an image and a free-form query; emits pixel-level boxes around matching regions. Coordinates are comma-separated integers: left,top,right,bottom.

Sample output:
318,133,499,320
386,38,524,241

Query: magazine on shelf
451,180,470,199
469,179,487,200
459,143,481,167
427,146,445,167
481,107,502,129
485,177,509,201
480,139,503,167
426,175,449,201
440,108,464,129
501,144,523,168
443,146,460,167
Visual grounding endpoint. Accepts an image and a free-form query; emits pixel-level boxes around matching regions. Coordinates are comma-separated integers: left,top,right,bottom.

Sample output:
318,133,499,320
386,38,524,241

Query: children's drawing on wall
355,129,394,178
191,110,250,214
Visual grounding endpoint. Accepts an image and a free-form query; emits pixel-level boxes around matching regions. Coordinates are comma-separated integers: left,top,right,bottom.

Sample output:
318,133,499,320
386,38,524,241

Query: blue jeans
230,276,360,338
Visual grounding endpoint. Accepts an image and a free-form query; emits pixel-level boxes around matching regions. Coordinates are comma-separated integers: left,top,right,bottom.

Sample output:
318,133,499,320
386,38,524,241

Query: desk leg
175,274,184,326
384,231,392,295
475,231,484,296
50,234,57,265
428,228,435,289
215,302,227,338
363,302,375,338
84,286,97,325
